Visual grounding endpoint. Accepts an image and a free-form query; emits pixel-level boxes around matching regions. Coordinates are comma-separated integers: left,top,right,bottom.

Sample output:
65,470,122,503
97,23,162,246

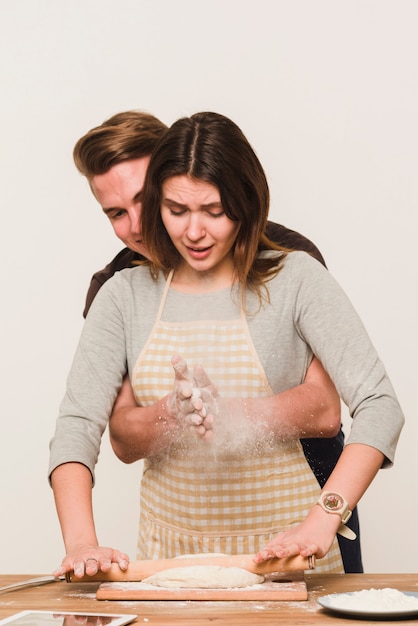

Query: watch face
323,493,344,512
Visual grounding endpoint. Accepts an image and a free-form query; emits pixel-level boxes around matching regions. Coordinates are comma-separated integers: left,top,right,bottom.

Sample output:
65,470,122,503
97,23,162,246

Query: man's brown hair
73,110,168,179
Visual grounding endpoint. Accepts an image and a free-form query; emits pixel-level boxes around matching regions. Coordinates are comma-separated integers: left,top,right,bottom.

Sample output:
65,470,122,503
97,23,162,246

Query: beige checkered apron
132,273,343,573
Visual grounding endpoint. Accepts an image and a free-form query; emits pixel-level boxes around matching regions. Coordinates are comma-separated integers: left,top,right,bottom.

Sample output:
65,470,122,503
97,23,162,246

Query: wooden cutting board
96,572,308,601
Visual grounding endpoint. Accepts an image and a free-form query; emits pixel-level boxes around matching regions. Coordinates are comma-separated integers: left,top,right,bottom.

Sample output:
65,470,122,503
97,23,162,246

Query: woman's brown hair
141,112,287,305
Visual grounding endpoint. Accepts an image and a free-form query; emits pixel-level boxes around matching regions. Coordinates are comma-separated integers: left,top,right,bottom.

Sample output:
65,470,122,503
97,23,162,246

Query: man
49,111,362,577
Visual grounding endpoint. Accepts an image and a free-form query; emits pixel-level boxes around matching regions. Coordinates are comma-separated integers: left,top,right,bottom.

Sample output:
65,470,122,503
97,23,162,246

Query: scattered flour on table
327,588,418,611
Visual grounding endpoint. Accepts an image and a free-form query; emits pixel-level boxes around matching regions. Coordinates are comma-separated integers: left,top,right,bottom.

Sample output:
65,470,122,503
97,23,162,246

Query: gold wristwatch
316,491,357,540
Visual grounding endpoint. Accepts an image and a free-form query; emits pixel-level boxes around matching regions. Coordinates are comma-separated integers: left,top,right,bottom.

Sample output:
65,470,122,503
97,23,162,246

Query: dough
142,565,264,589
175,552,226,558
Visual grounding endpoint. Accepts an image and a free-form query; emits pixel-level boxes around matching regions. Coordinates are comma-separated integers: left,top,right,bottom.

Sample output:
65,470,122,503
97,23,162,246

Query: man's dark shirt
83,220,362,572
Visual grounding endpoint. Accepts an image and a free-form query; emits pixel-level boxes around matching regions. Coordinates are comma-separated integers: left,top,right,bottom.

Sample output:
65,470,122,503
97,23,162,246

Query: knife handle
66,553,314,583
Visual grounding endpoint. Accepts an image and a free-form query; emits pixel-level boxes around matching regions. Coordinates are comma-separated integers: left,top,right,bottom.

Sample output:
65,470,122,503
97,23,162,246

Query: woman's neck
170,262,236,294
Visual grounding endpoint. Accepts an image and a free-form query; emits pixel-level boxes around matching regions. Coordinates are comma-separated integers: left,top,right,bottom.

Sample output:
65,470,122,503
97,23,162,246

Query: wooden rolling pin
66,553,314,583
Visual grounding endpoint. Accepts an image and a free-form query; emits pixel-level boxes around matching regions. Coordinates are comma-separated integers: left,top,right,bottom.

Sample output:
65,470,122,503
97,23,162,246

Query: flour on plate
328,588,418,611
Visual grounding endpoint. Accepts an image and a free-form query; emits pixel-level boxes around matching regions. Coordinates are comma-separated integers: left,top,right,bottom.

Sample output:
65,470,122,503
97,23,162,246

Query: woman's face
160,175,240,283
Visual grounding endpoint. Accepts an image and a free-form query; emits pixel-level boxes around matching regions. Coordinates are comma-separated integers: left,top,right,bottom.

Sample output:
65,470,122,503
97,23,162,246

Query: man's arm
109,357,341,464
83,248,142,317
265,221,327,267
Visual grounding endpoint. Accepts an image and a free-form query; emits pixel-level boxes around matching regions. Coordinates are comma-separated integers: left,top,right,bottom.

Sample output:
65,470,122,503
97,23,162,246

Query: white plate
317,591,418,619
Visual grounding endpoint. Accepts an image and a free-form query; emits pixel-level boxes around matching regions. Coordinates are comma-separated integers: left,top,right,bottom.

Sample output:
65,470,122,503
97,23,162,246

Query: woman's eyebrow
164,197,222,210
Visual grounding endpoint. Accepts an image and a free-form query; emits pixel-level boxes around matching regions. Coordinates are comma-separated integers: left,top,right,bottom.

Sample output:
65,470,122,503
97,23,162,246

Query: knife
0,575,64,594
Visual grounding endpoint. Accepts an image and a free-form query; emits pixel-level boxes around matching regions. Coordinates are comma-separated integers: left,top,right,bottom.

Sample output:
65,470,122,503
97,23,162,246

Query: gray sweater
49,251,404,481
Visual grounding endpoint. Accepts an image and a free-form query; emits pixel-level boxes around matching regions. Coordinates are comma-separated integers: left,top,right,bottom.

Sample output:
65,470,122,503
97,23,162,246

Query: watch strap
336,522,357,540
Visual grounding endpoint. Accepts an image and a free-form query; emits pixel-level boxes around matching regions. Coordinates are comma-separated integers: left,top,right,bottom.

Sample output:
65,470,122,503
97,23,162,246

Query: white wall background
1,0,417,574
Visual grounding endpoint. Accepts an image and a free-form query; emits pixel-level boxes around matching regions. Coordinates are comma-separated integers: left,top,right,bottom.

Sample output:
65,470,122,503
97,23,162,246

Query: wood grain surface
1,573,417,625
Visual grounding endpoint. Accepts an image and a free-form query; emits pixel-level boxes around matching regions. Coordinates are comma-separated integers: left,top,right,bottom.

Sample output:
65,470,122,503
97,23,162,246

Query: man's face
90,157,151,259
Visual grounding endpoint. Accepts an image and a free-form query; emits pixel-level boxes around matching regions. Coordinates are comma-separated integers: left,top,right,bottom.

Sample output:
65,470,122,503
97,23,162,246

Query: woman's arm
254,443,383,563
49,277,134,576
50,463,129,577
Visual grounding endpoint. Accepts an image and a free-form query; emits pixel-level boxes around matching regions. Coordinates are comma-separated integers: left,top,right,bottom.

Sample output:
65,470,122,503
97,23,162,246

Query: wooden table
0,573,417,624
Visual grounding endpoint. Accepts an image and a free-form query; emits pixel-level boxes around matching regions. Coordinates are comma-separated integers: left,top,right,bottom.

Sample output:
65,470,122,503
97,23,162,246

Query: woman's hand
53,544,129,578
188,362,219,439
169,355,218,439
253,504,340,564
109,357,218,461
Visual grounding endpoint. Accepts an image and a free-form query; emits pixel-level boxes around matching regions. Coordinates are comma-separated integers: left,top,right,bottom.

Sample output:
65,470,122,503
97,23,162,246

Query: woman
51,112,404,573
